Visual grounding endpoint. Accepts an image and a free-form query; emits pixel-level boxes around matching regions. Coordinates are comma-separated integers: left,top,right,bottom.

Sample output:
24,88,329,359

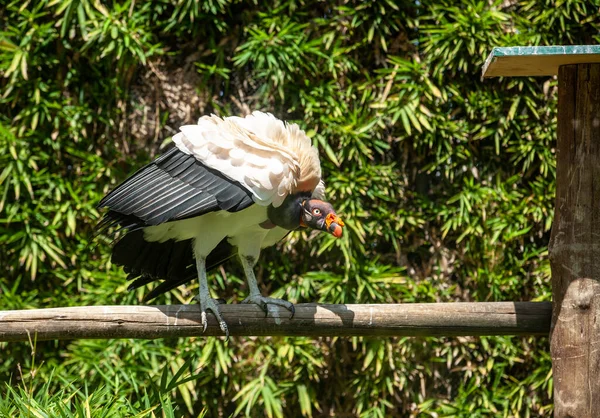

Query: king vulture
97,111,345,337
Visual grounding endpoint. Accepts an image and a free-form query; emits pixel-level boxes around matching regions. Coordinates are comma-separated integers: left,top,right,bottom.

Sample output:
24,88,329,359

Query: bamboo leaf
5,50,23,78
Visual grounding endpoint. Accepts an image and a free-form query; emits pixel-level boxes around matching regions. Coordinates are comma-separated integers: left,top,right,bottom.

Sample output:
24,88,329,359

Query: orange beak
325,213,345,238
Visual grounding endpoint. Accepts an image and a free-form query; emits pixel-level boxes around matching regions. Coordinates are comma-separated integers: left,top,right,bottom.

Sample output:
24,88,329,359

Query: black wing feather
98,147,254,230
119,231,237,302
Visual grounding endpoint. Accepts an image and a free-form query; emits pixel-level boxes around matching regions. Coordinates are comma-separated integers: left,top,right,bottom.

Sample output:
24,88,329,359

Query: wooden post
549,64,600,417
484,46,600,417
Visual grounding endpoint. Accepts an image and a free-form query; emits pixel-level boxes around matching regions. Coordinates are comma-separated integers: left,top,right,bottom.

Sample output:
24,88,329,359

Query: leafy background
1,0,598,416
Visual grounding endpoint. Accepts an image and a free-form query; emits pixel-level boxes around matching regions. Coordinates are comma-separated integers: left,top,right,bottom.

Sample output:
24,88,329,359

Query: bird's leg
193,256,229,338
240,255,295,318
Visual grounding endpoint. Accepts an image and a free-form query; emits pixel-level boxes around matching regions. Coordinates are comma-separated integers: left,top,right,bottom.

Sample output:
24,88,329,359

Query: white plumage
173,111,323,207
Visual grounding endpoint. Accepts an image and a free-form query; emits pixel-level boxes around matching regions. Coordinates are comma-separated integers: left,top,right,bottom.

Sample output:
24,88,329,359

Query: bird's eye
313,208,321,216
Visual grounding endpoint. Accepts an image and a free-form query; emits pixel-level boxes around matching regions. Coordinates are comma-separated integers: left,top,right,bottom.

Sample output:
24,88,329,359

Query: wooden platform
482,45,600,77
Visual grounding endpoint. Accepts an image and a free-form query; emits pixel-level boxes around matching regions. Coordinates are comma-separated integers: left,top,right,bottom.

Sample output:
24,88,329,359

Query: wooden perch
0,302,551,342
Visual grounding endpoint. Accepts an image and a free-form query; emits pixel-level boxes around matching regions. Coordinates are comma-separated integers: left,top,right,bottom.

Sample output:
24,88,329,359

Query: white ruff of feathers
173,111,325,207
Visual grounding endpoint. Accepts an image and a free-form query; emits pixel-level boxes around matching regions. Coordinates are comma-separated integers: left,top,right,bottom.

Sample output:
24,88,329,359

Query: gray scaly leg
193,256,229,338
240,255,295,318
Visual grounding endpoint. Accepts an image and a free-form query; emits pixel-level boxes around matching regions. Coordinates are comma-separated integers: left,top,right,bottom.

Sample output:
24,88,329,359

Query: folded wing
97,147,255,230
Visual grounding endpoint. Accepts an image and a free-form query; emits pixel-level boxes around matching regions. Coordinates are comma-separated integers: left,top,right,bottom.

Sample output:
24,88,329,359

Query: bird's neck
267,193,310,230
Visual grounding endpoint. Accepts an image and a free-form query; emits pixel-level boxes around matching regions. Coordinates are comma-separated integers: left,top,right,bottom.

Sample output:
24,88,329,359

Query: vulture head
300,199,345,238
267,194,344,238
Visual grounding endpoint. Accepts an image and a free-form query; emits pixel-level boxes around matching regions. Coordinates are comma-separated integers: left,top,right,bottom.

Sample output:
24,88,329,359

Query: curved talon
259,301,269,315
201,311,208,333
219,320,229,341
289,303,295,320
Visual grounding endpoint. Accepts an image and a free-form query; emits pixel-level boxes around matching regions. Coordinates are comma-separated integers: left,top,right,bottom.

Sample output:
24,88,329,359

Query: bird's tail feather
112,229,236,301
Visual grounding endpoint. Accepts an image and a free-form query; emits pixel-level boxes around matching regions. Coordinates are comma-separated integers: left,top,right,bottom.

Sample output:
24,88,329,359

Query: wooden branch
0,302,551,342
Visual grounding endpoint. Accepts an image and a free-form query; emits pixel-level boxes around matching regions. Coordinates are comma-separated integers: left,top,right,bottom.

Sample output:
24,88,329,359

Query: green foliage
1,0,597,416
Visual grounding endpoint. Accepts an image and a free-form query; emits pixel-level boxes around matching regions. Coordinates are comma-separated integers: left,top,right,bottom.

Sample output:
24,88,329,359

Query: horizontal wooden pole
0,302,552,342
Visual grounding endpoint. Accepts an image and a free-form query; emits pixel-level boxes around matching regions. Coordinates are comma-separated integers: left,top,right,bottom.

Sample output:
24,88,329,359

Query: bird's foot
193,293,229,339
241,294,295,319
